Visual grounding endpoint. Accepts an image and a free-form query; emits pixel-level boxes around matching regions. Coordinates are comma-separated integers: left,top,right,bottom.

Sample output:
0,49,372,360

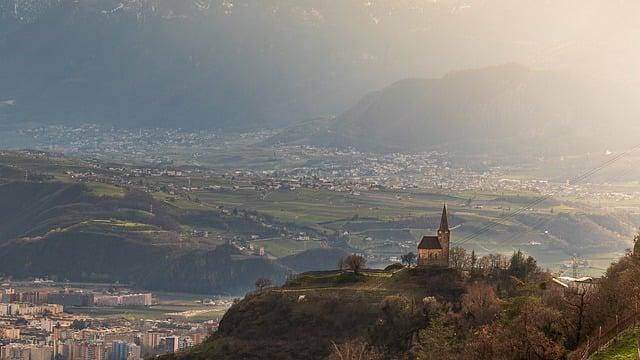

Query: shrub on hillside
385,263,405,271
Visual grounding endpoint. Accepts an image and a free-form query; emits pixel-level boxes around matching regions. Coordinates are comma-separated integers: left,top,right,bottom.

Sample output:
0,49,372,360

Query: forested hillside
0,181,290,293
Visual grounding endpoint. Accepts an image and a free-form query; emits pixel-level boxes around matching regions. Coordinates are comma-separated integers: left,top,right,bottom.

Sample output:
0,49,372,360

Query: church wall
418,249,446,267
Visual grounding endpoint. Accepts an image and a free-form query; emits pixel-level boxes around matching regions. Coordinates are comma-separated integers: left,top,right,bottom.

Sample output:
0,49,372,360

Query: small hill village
0,202,594,360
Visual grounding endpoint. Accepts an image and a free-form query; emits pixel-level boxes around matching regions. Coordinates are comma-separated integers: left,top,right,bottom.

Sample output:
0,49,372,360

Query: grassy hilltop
164,267,467,359
163,251,574,360
164,246,640,360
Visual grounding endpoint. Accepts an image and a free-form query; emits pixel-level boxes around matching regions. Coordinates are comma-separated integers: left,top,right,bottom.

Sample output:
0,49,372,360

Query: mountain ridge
4,1,640,132
268,64,640,155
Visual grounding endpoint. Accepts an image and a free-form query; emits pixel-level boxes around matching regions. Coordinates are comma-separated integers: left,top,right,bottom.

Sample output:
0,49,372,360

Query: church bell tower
437,204,450,267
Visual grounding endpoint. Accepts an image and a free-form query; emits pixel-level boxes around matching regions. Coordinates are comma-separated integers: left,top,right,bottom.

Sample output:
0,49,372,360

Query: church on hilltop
417,205,450,267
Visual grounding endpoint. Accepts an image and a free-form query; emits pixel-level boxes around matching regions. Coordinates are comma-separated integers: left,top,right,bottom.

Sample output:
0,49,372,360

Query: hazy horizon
3,0,640,134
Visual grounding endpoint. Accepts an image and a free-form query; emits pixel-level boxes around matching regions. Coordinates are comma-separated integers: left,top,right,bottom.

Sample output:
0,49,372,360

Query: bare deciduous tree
342,254,367,275
450,247,468,270
461,283,501,329
328,340,381,360
562,284,593,348
477,254,509,275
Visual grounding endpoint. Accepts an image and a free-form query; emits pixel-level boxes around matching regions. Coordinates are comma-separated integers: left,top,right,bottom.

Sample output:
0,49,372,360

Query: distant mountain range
267,64,640,155
3,1,640,133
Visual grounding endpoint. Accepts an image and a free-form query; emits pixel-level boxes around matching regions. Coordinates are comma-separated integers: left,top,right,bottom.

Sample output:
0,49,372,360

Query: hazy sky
352,0,640,82
2,0,640,130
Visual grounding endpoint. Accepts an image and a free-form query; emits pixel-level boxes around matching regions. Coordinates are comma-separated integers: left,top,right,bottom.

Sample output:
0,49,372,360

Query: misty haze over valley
2,2,640,359
2,0,640,149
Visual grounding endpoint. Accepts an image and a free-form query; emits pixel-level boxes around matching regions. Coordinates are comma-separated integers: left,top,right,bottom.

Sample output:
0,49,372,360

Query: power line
452,143,640,248
454,146,639,247
473,159,638,255
469,211,550,255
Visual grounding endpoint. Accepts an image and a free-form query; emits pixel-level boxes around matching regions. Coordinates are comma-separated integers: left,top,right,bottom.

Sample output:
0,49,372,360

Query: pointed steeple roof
439,204,449,232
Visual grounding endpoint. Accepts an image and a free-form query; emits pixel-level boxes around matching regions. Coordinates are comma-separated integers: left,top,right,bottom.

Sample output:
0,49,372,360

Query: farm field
66,292,233,322
1,150,635,278
190,184,634,274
